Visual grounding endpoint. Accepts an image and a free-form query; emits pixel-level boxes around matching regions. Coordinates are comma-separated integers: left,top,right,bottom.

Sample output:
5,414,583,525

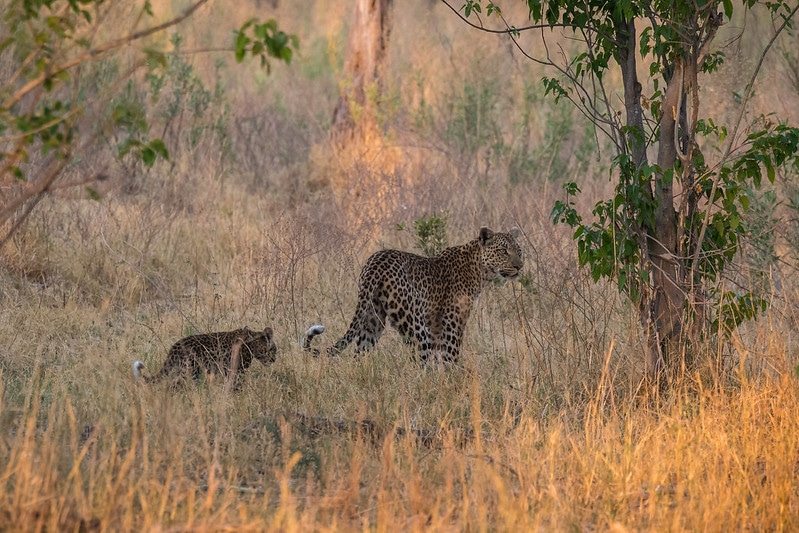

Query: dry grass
2,0,799,531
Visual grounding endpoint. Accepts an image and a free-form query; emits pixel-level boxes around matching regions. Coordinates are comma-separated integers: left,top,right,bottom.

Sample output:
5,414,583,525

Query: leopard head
479,226,524,282
242,326,277,365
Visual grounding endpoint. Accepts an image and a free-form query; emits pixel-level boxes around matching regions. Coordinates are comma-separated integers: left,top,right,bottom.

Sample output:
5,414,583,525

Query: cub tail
302,325,326,355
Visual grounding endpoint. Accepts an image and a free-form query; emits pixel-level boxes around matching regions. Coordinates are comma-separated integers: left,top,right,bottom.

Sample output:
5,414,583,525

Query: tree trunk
615,15,687,379
332,0,393,142
649,58,689,377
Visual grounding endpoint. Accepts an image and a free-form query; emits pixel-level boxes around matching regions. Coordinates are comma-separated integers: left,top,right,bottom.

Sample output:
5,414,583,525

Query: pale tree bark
332,0,393,142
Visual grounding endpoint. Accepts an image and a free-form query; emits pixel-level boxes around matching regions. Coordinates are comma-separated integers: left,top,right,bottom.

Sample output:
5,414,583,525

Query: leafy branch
0,0,297,248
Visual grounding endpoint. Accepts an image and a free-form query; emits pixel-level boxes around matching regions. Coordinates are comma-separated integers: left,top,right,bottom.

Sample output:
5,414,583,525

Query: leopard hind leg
355,297,386,352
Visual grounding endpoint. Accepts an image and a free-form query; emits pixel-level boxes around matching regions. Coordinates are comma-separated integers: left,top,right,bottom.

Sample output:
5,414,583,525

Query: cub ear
479,227,494,244
263,326,274,340
509,227,521,239
242,326,265,342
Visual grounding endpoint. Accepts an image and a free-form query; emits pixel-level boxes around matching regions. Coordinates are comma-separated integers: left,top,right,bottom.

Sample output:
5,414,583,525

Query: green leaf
85,187,101,201
240,17,257,32
765,157,775,183
141,147,156,167
528,0,542,20
148,139,169,160
739,194,749,211
143,47,167,69
234,31,249,62
722,0,733,18
254,23,267,40
728,213,740,231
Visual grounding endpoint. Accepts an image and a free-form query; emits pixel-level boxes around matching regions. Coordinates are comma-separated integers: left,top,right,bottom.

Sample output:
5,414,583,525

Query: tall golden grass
1,0,799,530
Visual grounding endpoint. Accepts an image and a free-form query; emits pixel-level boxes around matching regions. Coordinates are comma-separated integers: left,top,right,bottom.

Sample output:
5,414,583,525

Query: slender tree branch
691,2,799,270
444,0,629,155
489,8,624,153
438,0,619,45
0,155,71,249
3,0,210,111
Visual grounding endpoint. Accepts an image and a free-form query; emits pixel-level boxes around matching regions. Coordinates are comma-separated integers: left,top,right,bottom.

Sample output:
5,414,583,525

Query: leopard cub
133,326,276,385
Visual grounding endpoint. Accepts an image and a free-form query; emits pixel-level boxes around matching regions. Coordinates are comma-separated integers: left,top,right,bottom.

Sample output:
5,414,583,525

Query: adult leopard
304,227,523,362
133,326,276,385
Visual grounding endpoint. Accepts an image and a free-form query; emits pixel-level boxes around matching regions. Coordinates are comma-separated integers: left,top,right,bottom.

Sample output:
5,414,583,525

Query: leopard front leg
435,303,470,363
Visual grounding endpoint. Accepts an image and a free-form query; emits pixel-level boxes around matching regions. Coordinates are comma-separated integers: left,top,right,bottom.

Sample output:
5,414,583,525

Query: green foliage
551,158,656,301
111,81,169,167
712,291,769,335
505,80,596,184
411,72,435,133
411,71,590,184
462,0,502,17
516,271,535,293
694,122,799,282
145,33,232,160
782,166,799,265
1,1,170,189
0,0,297,243
552,121,799,311
234,18,299,73
300,37,337,81
366,80,402,136
398,213,449,257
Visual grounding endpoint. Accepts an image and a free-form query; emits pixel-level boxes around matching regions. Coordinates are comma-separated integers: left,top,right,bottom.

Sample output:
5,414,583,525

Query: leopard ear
479,227,494,244
509,227,521,239
263,326,274,340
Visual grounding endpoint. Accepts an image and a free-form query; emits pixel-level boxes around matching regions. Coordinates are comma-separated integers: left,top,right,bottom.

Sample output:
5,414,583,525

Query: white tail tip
132,360,145,380
305,324,325,336
302,324,325,353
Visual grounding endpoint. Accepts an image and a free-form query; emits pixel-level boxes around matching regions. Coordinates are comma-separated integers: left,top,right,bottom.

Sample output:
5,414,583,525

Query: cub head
479,226,524,281
242,326,278,365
